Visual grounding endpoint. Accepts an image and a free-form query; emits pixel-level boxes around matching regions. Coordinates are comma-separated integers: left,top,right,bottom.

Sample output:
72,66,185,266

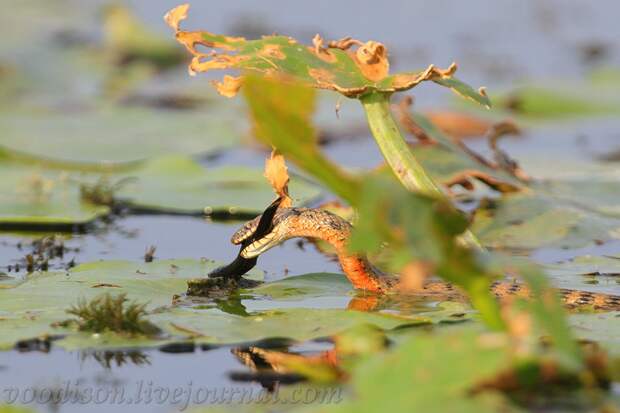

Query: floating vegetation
64,293,160,336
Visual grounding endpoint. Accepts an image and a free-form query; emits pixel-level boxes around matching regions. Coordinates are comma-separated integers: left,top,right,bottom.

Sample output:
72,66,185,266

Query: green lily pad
494,86,620,119
0,107,240,166
544,254,620,296
152,307,422,346
0,161,109,227
569,312,620,356
0,259,445,351
472,193,620,249
114,156,322,215
250,272,354,300
534,179,620,218
324,328,519,413
0,155,321,226
0,259,262,350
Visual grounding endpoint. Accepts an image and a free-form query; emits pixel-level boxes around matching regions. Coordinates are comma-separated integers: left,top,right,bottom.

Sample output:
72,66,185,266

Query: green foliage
0,155,320,227
496,87,619,119
167,4,490,104
243,75,361,204
472,193,620,249
326,329,518,413
350,176,504,329
66,293,160,336
242,75,584,368
0,106,239,166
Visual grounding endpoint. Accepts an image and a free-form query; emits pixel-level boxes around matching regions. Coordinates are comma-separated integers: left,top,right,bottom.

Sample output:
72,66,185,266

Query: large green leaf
0,260,443,351
494,86,620,119
0,107,240,166
166,4,489,105
0,161,110,227
472,193,620,249
114,156,322,215
0,259,261,350
569,312,620,356
152,307,424,346
324,329,519,413
535,179,620,218
0,155,321,226
545,254,620,295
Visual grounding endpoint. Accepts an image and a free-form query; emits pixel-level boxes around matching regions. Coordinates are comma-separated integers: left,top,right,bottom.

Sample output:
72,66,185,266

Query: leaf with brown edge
264,150,292,208
164,4,490,105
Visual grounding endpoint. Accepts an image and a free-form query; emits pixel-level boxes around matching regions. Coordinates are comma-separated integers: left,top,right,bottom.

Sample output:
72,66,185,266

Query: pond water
1,1,620,412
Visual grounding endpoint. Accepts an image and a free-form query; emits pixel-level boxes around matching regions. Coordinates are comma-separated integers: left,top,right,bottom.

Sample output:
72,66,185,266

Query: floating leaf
323,329,519,413
496,86,620,119
0,107,240,166
0,259,262,350
0,260,447,351
114,156,321,215
472,193,620,249
0,155,321,227
0,161,110,228
165,4,490,105
152,307,424,346
545,254,620,295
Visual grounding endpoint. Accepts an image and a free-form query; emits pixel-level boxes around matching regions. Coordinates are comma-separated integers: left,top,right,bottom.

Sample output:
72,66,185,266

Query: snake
225,206,620,311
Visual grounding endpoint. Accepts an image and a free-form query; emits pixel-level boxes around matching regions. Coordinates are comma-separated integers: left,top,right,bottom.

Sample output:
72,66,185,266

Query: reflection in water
80,350,151,370
230,346,308,392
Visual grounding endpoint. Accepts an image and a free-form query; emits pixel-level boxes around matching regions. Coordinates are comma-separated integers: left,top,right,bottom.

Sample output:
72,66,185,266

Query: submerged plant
65,293,160,336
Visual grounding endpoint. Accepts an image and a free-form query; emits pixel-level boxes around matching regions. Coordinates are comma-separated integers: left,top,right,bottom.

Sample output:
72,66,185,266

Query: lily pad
534,179,620,218
0,161,109,228
544,254,620,295
152,307,422,346
0,107,240,166
472,193,620,249
569,312,620,355
324,329,518,413
495,86,620,119
0,259,444,351
0,155,321,227
114,156,322,215
0,259,261,350
250,272,354,300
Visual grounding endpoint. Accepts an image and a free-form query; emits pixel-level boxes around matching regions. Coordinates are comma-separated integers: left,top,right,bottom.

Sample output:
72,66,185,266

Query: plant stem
361,92,483,250
361,92,443,196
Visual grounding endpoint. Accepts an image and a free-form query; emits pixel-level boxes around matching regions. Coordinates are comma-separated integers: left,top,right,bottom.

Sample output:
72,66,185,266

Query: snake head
231,208,302,259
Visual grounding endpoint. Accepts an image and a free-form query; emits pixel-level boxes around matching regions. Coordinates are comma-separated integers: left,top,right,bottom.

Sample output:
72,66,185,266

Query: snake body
231,207,620,311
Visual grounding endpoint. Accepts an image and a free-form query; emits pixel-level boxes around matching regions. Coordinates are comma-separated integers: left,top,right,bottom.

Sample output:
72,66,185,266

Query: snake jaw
240,226,288,258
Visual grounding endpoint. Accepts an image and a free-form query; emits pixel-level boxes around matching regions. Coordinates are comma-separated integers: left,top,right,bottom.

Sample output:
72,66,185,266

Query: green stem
361,92,443,196
361,92,483,250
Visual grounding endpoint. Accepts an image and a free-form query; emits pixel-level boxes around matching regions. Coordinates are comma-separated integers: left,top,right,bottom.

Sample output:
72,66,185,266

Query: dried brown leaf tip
212,75,243,98
264,150,292,208
163,3,189,32
164,4,490,104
